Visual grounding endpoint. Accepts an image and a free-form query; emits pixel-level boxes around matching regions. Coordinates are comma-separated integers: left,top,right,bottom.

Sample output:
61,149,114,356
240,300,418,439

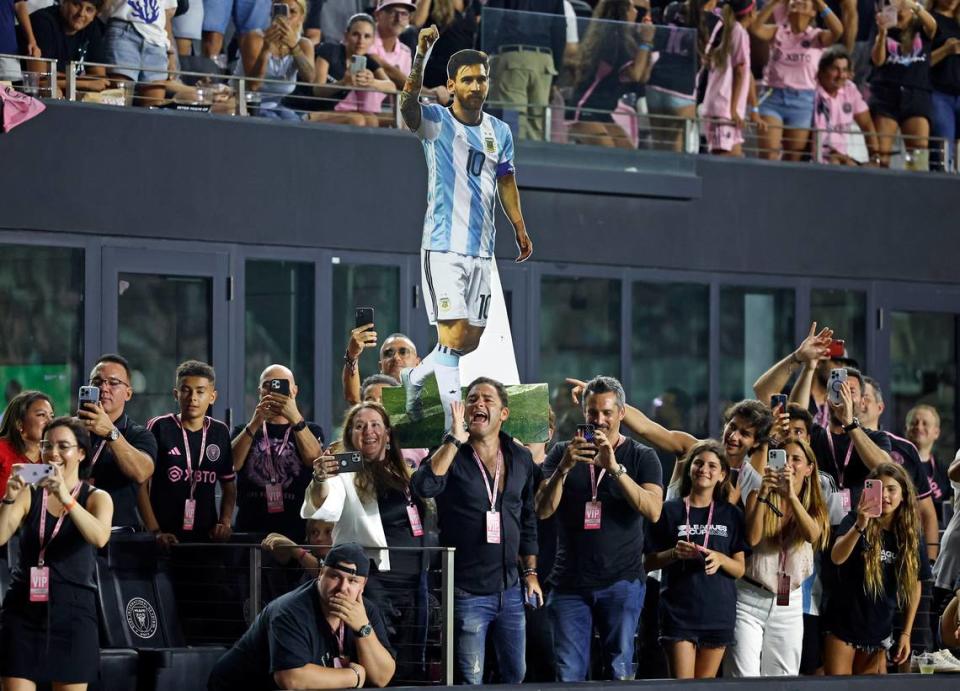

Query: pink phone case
864,480,882,517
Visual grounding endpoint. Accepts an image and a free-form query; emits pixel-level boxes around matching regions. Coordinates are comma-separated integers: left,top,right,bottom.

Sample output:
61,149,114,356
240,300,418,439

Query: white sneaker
938,649,960,668
930,649,960,672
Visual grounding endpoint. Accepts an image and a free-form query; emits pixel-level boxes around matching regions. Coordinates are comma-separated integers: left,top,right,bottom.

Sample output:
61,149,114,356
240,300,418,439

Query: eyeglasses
40,442,78,453
382,347,413,359
90,377,129,389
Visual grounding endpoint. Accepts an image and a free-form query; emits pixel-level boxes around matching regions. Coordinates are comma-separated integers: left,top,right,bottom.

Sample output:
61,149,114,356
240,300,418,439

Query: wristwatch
107,427,120,442
356,622,373,638
442,433,462,450
843,418,861,433
291,419,307,433
609,463,627,479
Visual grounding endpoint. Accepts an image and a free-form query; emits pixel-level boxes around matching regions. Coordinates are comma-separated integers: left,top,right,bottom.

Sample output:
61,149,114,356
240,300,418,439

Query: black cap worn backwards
322,542,370,577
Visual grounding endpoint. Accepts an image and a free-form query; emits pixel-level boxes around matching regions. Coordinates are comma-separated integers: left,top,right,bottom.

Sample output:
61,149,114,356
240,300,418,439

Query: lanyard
825,430,854,489
175,415,210,499
89,440,108,470
38,484,83,567
472,447,503,511
336,620,345,657
261,422,293,484
683,498,715,550
589,464,606,503
814,402,830,429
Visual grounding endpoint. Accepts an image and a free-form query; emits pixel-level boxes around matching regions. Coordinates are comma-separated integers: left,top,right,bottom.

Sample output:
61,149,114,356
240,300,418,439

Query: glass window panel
0,245,83,417
331,263,401,426
889,311,956,464
540,275,621,441
719,286,796,411
245,260,316,423
632,282,710,439
118,274,211,422
811,289,867,369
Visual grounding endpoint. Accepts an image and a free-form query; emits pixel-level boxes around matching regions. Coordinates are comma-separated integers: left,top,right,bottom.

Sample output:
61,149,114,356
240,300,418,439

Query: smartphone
350,54,367,75
770,394,788,412
334,452,364,473
268,378,291,396
879,4,898,29
15,464,54,485
827,339,846,359
827,368,848,406
576,424,595,442
78,385,100,408
271,2,289,19
768,448,787,471
863,479,883,518
355,307,374,329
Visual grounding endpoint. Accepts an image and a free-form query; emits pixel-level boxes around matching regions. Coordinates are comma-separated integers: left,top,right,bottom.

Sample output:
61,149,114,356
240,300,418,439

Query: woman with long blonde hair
302,401,433,679
825,462,930,675
726,438,831,676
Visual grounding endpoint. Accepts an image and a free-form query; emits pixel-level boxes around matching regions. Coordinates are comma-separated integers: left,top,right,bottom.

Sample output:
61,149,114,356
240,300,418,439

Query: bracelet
1,498,15,505
749,106,760,114
638,43,653,51
343,351,358,373
291,419,307,433
312,471,327,483
349,665,361,688
819,6,832,17
244,425,255,439
294,547,307,562
856,524,867,536
522,567,537,576
64,497,77,512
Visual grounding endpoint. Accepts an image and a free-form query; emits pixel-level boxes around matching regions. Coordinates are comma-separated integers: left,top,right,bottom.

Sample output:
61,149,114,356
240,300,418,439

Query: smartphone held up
863,479,883,518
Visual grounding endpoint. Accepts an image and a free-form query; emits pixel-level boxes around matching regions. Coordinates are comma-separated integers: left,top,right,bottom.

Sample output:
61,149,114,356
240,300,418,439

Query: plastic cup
919,653,935,674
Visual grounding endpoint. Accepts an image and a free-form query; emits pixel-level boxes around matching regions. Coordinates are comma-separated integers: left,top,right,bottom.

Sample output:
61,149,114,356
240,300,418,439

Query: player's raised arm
400,25,440,132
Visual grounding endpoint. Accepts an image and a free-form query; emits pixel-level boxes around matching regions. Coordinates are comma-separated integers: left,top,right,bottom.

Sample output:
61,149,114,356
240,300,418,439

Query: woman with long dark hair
0,391,53,495
645,439,746,679
824,462,928,674
303,402,432,680
568,0,654,147
0,417,113,690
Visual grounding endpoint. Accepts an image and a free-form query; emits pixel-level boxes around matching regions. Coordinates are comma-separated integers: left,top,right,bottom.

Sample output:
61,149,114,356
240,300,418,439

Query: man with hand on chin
208,542,395,690
80,353,157,529
411,377,541,685
231,364,324,539
535,376,663,681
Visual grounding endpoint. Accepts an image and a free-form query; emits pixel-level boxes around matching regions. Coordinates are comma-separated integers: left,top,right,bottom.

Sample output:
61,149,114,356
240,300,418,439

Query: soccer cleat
400,367,424,422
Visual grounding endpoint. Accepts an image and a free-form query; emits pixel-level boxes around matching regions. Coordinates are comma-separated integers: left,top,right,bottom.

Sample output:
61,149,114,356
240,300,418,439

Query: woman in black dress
0,416,113,690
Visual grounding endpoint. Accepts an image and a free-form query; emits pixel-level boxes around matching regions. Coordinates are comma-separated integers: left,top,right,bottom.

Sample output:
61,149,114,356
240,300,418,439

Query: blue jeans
549,578,646,681
453,583,526,684
931,90,960,171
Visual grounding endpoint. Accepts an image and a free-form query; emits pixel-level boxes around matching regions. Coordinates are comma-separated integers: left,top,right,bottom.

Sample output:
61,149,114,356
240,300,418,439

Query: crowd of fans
1,319,960,688
2,0,958,166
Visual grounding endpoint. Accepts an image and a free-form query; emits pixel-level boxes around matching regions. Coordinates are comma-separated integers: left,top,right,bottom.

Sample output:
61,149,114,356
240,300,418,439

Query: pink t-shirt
813,81,868,156
703,21,751,119
764,23,823,91
335,34,409,114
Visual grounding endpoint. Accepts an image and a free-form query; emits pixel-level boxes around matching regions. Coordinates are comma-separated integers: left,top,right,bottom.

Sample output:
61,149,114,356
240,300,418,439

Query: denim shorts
104,21,168,82
647,87,697,114
660,626,736,649
759,86,816,128
202,0,271,35
825,629,893,653
172,0,204,40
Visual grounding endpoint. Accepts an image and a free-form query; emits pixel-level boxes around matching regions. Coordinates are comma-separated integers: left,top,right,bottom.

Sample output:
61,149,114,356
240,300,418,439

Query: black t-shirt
824,511,931,645
646,498,746,632
209,579,392,691
28,5,106,72
921,452,952,519
871,26,933,90
571,39,632,116
89,413,159,530
147,415,235,540
932,13,960,94
810,423,893,505
650,18,718,98
315,42,382,108
543,437,663,590
885,432,933,501
423,1,479,89
231,422,325,538
376,485,428,577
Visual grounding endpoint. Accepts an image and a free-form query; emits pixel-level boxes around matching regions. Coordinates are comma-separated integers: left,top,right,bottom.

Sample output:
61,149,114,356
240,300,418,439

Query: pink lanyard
175,415,210,499
814,402,830,429
825,430,854,489
472,447,503,511
88,441,108,470
38,484,82,567
684,498,715,550
261,422,292,484
589,464,606,503
336,620,345,657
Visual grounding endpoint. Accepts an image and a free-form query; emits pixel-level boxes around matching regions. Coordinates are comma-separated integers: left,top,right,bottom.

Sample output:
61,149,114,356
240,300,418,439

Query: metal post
47,59,58,99
249,546,262,617
543,104,552,143
440,548,455,686
66,62,76,102
813,129,822,164
238,77,247,116
683,117,693,154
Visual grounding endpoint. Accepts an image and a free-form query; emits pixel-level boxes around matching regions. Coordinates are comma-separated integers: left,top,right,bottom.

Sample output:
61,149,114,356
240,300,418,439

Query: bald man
231,364,325,537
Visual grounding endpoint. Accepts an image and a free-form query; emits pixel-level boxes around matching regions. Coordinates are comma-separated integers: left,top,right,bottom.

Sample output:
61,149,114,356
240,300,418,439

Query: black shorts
869,83,933,123
800,613,823,674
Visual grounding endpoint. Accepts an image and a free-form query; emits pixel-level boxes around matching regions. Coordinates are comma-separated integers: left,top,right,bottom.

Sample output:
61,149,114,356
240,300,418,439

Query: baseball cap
376,0,416,12
322,542,370,577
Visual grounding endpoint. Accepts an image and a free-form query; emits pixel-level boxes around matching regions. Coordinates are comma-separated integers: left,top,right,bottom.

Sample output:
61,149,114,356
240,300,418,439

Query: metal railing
163,538,456,686
3,51,956,173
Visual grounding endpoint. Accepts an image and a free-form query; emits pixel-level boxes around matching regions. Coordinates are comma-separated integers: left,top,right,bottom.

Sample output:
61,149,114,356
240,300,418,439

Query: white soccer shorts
420,249,493,327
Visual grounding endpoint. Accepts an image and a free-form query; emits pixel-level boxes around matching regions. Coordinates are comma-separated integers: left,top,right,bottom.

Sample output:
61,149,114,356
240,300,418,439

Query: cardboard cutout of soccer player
398,25,532,429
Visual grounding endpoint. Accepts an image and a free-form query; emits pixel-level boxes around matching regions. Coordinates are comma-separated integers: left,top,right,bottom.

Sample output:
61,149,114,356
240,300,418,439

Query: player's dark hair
467,377,508,408
723,399,774,446
175,360,216,386
786,403,813,434
447,49,489,81
92,353,132,381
